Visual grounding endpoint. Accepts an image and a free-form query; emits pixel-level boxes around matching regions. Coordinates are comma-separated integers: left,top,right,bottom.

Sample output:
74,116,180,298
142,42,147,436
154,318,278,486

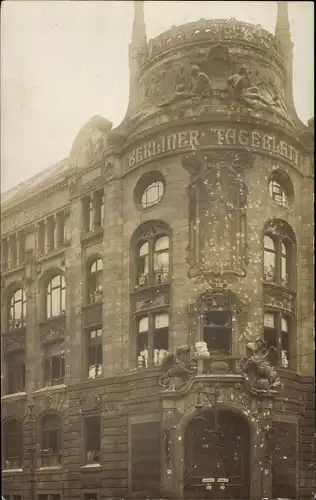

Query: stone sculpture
159,344,197,390
228,67,273,110
243,339,281,395
158,65,212,107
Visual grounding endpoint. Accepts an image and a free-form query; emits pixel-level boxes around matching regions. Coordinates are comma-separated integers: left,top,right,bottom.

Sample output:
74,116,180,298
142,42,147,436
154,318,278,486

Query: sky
1,1,314,193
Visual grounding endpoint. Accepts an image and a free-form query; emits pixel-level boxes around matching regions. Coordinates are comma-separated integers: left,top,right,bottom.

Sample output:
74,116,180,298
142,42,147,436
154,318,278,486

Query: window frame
87,258,103,304
134,232,170,289
263,310,294,369
134,310,169,368
39,414,63,468
86,327,103,379
6,352,26,395
8,287,26,331
45,274,66,319
43,352,65,387
83,414,101,465
3,418,23,470
263,226,295,289
141,180,165,209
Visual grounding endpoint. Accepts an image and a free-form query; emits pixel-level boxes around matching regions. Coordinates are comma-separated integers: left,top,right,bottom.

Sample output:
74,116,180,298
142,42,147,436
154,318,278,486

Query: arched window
136,312,169,368
39,414,62,467
134,227,170,288
46,274,66,319
263,221,295,288
268,169,294,208
3,419,23,470
9,287,26,331
87,258,103,303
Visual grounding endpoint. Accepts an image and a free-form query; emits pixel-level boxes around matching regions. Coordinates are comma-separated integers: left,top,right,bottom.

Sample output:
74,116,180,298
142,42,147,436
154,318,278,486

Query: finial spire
275,1,291,39
131,0,147,48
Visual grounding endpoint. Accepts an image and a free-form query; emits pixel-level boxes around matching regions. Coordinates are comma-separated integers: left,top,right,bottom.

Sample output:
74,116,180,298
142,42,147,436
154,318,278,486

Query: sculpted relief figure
228,67,273,110
159,345,197,391
158,65,212,108
243,339,281,395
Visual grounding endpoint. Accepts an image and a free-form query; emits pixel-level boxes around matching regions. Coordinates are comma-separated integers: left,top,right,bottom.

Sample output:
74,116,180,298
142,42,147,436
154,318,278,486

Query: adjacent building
1,2,314,499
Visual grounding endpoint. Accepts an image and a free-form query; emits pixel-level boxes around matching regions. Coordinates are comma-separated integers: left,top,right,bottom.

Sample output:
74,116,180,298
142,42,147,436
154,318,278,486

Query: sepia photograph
1,1,314,499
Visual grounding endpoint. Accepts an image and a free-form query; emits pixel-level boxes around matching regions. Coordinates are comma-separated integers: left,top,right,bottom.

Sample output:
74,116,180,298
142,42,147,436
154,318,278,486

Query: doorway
183,408,250,499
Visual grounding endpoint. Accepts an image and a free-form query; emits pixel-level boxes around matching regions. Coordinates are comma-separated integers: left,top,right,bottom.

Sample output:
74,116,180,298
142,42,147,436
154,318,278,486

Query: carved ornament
159,345,197,391
242,339,281,396
263,283,296,314
79,392,102,412
39,316,66,345
2,329,26,354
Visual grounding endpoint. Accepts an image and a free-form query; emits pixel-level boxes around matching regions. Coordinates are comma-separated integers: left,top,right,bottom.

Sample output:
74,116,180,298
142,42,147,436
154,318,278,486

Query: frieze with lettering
125,126,301,171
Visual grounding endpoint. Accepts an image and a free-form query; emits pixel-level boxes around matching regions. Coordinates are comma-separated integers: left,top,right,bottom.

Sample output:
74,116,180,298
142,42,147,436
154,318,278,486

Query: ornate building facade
1,2,314,499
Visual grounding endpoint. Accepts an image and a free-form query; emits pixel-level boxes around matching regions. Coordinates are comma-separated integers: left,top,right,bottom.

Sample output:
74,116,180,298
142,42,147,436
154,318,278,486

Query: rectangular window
94,190,104,229
44,353,65,386
87,328,103,378
203,311,231,355
85,416,101,464
137,316,149,368
6,353,26,394
264,312,277,349
82,196,93,233
264,312,291,368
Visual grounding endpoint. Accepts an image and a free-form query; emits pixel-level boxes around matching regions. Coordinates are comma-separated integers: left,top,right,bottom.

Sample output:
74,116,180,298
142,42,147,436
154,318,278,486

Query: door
184,409,250,499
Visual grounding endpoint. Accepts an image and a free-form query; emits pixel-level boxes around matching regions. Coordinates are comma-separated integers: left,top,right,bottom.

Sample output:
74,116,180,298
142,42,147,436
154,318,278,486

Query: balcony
83,301,103,329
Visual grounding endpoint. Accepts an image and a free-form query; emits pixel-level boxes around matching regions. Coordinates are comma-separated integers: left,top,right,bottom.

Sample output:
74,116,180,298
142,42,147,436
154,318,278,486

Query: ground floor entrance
183,409,250,499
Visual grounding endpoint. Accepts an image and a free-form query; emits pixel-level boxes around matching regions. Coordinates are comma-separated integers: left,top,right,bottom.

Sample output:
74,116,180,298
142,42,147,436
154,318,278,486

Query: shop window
39,414,62,467
87,328,103,379
3,419,23,470
84,416,101,464
46,274,66,319
9,288,26,331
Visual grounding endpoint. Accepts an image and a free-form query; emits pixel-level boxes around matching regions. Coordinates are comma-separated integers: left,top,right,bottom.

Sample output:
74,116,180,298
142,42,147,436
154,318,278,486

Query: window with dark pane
94,189,104,228
82,195,93,233
44,352,65,386
41,414,62,466
263,222,295,288
87,328,103,378
3,419,23,469
84,494,97,500
271,422,297,499
6,352,25,394
203,310,231,355
131,421,161,493
85,416,101,464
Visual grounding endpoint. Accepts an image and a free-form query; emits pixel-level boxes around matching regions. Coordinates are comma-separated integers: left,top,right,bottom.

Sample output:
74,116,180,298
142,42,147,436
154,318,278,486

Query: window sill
2,468,23,473
1,392,27,401
263,281,295,293
37,466,63,471
1,264,25,277
132,281,170,293
81,228,104,245
81,463,102,468
34,384,66,393
36,247,65,262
